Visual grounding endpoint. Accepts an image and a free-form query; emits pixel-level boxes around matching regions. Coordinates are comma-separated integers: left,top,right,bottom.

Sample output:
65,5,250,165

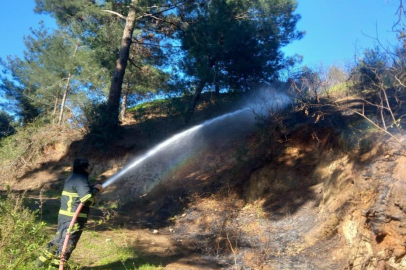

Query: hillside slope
2,95,406,269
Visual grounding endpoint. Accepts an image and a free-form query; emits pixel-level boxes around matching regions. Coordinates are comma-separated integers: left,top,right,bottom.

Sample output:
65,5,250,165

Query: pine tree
0,25,103,124
178,0,303,120
35,0,180,128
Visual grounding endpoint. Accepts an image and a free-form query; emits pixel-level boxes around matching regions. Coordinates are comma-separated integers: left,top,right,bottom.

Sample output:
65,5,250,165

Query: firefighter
37,158,103,269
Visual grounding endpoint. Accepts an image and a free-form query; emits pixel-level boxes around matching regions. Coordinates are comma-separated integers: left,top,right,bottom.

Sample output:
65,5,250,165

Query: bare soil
4,103,406,269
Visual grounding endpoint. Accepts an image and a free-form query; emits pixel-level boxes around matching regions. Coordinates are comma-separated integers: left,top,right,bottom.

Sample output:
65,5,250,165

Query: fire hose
58,202,84,270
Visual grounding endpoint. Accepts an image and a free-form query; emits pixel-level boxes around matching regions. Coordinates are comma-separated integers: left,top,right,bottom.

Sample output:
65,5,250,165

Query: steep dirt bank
4,103,406,269
110,111,406,269
159,135,406,269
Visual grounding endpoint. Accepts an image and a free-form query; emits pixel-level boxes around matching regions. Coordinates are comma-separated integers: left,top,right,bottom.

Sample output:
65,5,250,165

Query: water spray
101,108,251,189
58,108,249,269
101,91,290,190
58,91,290,269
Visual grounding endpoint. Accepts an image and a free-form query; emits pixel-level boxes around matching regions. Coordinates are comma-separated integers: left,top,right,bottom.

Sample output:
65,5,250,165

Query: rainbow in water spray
102,90,291,189
102,108,250,189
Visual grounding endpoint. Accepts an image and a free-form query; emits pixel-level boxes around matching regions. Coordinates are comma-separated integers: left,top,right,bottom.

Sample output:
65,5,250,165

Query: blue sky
0,1,56,61
0,0,401,67
283,0,400,67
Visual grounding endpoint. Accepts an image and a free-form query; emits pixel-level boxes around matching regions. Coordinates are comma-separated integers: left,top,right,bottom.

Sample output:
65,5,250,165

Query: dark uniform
38,171,99,269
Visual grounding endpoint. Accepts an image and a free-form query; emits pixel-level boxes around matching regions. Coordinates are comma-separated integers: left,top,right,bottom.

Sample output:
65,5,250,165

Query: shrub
0,191,47,269
0,116,63,173
82,102,122,148
0,111,15,139
348,47,390,95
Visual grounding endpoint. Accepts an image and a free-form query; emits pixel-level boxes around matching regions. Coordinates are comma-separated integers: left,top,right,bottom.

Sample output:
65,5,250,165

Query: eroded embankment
6,105,406,270
111,119,406,269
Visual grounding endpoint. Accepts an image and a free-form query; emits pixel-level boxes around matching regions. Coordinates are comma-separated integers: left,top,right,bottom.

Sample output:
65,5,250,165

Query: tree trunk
58,39,80,125
53,90,60,116
58,72,72,125
185,80,206,123
214,64,220,97
107,3,137,124
185,58,215,123
120,82,130,121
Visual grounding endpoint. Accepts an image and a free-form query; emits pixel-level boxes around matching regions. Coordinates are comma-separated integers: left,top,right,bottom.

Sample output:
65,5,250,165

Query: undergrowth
338,118,380,153
0,190,47,269
0,117,52,165
0,116,77,177
128,92,243,124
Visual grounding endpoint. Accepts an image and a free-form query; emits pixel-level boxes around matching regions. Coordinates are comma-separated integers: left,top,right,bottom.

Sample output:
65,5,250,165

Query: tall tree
0,24,104,124
178,0,303,119
107,1,137,122
0,56,41,123
105,0,180,126
35,0,180,127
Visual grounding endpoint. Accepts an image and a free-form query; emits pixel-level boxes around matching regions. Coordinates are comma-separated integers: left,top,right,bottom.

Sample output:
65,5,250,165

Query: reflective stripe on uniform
61,191,79,197
51,258,60,265
39,255,48,262
67,194,73,212
80,193,92,203
63,191,79,213
88,197,95,206
43,250,54,258
59,210,87,218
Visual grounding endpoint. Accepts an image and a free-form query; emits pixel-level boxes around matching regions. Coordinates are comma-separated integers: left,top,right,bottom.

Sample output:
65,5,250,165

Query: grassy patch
69,229,164,270
321,81,354,99
128,99,171,113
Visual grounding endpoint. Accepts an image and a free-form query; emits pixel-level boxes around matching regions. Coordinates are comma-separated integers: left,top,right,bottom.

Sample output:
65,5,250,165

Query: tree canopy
1,0,303,131
178,0,303,117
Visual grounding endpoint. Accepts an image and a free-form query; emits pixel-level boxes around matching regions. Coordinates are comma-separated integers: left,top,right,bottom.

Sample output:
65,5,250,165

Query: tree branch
128,58,142,70
102,10,127,20
325,102,406,151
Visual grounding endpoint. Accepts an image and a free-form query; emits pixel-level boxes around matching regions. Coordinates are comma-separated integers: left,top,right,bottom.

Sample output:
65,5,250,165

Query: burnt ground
4,97,406,269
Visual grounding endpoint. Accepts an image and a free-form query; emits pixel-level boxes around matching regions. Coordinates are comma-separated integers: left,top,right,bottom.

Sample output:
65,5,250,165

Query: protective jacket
59,172,97,220
38,172,99,268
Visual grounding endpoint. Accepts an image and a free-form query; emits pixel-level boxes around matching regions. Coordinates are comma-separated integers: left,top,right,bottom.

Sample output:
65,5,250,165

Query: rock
393,247,406,260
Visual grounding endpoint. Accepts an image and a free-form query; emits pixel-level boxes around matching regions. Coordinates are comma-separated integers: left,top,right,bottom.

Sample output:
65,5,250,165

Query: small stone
169,228,174,233
181,213,186,217
152,229,159,234
105,239,112,242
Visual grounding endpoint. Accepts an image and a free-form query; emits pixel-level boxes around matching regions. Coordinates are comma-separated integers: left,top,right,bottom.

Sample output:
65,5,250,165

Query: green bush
0,111,15,139
0,191,47,269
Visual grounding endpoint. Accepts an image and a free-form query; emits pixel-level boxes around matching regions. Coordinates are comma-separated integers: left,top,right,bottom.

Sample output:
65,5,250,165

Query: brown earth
4,103,406,270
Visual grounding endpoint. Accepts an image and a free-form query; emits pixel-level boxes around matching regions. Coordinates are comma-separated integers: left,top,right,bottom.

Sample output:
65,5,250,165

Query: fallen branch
326,102,406,151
